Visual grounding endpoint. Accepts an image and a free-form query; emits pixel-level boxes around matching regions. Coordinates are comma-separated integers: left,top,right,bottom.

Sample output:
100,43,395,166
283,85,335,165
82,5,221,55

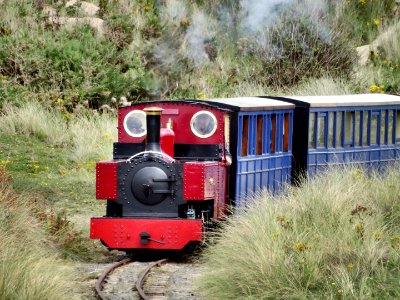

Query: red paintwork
90,218,203,250
183,161,227,219
183,162,218,200
160,128,175,158
118,102,225,145
215,162,228,219
96,161,118,200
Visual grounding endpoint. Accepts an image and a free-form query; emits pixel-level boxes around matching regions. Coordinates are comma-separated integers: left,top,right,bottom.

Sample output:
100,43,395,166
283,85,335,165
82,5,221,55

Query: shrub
0,25,143,107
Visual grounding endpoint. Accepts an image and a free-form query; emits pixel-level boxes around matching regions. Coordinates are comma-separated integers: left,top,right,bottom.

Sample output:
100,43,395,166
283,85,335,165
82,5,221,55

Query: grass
0,0,400,298
0,168,78,300
0,102,113,260
199,166,400,299
0,100,117,163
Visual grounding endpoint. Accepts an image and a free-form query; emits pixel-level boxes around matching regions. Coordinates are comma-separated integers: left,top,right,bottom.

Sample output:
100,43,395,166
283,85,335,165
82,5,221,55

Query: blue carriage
278,94,400,177
207,97,294,207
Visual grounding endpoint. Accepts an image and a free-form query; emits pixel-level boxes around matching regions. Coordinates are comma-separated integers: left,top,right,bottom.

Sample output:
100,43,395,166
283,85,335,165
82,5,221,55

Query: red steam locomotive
90,100,235,251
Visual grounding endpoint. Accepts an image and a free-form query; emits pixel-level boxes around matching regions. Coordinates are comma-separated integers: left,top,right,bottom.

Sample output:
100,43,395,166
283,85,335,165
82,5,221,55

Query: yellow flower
369,85,381,93
350,169,364,180
0,159,12,167
56,98,63,104
64,113,72,120
359,0,366,4
373,229,382,241
295,242,305,252
347,262,353,270
355,223,364,234
197,92,207,100
373,18,379,26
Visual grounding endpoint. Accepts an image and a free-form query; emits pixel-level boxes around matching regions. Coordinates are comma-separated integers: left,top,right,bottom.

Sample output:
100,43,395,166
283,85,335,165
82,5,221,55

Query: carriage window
317,114,326,148
371,112,379,145
344,111,354,147
328,112,334,148
191,111,217,138
256,115,263,155
336,112,343,147
388,110,394,144
241,115,249,156
283,113,290,152
381,111,387,145
124,110,146,137
308,112,316,148
362,111,369,146
396,111,400,143
354,111,361,146
270,114,276,153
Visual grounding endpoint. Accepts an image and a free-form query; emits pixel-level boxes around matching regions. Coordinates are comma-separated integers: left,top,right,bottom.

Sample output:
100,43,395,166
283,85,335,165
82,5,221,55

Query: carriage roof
282,94,400,107
205,97,295,111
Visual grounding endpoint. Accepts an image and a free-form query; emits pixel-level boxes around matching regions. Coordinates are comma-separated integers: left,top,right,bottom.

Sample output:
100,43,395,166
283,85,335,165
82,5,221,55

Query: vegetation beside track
0,168,79,300
1,0,400,109
199,166,400,299
1,0,400,298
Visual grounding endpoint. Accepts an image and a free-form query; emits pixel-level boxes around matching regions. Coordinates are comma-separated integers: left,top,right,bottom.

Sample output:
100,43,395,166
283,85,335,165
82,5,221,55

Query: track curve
135,259,168,300
95,258,132,300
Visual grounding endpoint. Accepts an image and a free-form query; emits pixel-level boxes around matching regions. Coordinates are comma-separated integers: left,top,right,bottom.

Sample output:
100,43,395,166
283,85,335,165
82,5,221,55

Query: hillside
1,0,400,110
1,0,400,299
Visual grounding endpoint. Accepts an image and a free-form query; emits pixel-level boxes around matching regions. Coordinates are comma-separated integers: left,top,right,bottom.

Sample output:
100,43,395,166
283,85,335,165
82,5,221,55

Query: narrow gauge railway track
95,258,172,300
136,259,168,299
95,258,132,299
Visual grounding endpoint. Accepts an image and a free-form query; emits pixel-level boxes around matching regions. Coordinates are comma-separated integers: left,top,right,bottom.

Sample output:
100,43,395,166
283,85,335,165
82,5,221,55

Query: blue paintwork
235,110,293,206
308,105,400,175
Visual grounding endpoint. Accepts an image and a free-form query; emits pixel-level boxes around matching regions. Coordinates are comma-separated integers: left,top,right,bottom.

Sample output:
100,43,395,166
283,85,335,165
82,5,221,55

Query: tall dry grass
0,101,117,163
292,76,355,96
0,169,76,300
199,165,400,299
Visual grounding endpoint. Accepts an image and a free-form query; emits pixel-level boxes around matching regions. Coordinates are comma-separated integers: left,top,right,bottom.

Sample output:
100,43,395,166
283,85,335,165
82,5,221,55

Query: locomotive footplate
90,217,202,250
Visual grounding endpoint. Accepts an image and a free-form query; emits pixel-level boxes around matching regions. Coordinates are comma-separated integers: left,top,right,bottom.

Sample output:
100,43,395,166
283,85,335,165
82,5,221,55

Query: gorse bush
199,166,400,299
337,0,395,44
0,25,141,107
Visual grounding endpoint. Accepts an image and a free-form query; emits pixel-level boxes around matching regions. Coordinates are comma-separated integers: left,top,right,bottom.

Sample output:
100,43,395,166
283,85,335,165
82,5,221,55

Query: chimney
143,107,163,153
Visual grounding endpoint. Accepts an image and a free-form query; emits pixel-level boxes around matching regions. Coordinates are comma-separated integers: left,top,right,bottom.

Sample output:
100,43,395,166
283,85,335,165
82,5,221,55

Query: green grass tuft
199,166,400,299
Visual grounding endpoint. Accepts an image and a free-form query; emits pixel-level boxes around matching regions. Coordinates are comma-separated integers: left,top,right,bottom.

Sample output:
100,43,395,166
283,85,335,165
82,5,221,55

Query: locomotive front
90,102,229,251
